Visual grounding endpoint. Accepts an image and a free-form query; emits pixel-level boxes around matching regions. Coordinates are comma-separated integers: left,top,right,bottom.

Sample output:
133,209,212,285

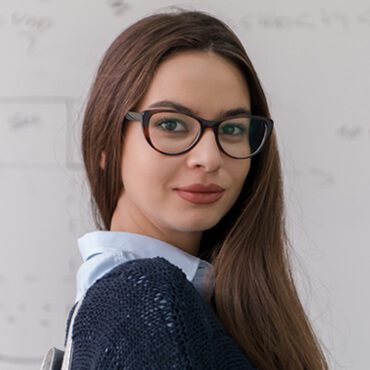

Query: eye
156,119,188,132
220,123,246,136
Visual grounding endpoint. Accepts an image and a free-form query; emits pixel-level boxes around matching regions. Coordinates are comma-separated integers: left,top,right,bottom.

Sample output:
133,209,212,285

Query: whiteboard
1,1,369,369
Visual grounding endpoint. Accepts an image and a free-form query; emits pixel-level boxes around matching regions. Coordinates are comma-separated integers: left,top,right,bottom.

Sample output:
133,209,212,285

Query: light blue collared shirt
75,231,215,305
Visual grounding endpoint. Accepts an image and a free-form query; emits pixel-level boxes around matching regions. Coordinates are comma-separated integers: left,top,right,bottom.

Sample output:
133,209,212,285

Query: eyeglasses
125,109,274,159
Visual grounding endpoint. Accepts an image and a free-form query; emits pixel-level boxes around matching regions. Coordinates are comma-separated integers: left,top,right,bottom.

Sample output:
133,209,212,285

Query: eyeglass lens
147,111,267,158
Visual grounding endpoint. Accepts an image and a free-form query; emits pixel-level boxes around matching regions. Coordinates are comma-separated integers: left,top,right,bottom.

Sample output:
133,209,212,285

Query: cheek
121,127,156,183
232,160,251,188
121,145,176,199
227,161,251,204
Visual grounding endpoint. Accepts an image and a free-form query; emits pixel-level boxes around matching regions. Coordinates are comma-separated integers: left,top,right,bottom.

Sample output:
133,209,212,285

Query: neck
110,197,202,257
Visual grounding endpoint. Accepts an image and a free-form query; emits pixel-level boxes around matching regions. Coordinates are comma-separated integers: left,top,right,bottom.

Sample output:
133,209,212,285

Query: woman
49,9,328,370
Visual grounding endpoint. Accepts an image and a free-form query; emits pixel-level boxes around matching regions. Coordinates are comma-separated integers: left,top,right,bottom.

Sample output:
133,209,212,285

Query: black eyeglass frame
125,109,274,159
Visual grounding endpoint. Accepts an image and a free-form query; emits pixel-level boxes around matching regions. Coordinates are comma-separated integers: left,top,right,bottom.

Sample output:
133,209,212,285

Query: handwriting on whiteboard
106,0,131,16
0,11,54,53
240,8,370,30
0,96,83,170
0,1,131,53
337,124,370,140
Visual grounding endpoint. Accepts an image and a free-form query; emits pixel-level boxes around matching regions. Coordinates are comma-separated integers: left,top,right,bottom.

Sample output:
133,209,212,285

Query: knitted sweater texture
65,256,256,369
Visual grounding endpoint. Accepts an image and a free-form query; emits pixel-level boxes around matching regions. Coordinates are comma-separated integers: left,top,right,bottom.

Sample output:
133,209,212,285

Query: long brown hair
81,9,328,370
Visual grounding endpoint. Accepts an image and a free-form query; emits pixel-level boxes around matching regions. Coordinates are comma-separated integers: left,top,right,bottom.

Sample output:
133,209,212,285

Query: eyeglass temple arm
126,111,143,121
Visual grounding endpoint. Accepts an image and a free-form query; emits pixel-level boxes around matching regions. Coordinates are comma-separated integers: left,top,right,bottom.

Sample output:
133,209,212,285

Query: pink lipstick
175,183,225,204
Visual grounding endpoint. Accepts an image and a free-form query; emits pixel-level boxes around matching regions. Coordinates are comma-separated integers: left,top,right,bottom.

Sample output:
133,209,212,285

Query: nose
186,128,224,171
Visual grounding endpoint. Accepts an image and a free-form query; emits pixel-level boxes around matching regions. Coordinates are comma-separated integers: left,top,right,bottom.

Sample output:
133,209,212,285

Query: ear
99,151,106,170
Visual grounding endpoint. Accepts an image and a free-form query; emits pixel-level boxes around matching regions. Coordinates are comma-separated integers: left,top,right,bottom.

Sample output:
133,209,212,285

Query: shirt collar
76,231,215,304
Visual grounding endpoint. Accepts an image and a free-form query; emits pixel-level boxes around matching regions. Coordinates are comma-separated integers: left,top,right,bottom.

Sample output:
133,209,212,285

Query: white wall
0,0,369,369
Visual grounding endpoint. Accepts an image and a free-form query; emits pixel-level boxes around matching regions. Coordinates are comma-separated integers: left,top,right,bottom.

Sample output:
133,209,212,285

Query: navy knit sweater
65,256,256,369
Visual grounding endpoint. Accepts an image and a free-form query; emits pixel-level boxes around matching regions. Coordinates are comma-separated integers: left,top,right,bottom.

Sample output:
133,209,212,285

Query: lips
175,183,225,204
176,183,225,192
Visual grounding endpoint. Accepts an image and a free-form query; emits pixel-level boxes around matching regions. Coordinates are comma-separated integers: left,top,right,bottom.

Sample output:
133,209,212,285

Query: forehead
136,50,251,118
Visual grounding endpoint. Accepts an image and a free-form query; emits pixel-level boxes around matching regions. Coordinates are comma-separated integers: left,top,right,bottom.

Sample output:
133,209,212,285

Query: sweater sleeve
67,256,255,370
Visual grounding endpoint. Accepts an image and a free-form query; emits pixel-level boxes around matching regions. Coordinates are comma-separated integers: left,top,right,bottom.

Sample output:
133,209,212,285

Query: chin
177,219,220,232
170,208,224,230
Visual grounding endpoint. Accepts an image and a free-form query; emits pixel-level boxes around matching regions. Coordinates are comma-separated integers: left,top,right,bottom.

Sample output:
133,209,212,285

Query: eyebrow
147,100,251,118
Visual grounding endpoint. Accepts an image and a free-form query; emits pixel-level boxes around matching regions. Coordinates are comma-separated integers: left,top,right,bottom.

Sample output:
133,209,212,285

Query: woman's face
111,50,252,255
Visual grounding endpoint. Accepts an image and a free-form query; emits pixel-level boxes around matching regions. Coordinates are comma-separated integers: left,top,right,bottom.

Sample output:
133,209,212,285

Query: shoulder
65,256,256,369
99,255,187,282
69,255,206,333
74,256,196,323
66,257,210,368
85,256,191,300
70,256,202,331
